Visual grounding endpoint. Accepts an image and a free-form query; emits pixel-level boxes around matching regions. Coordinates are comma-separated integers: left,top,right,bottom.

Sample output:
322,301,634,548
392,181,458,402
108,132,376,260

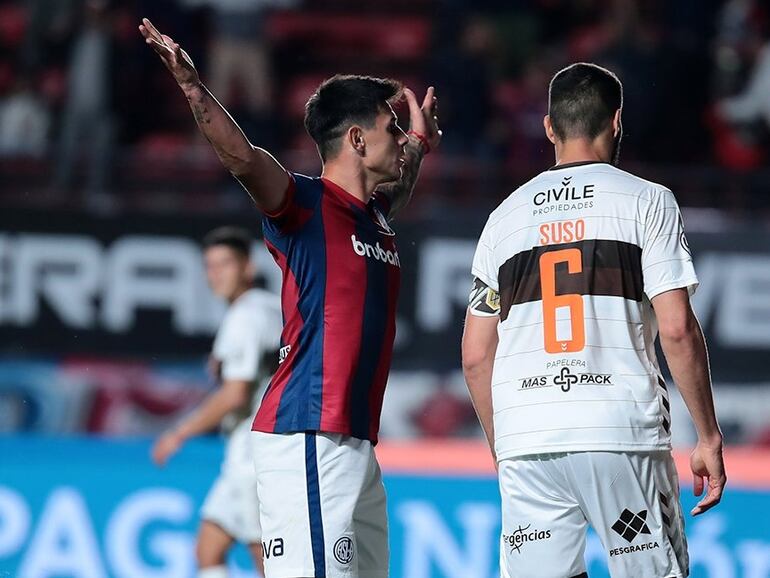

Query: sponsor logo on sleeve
278,344,292,364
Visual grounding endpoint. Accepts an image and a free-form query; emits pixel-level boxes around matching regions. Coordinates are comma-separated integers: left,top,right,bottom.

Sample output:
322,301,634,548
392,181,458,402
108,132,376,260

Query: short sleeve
214,312,261,382
471,218,498,292
262,172,322,235
642,188,699,300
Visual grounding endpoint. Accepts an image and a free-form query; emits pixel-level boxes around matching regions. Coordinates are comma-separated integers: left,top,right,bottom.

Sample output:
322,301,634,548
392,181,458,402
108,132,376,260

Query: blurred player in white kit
152,226,282,578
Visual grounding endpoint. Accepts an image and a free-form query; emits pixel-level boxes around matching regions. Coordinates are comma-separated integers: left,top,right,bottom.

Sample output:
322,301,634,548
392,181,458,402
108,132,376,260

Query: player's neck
227,284,250,305
553,139,611,167
321,162,379,204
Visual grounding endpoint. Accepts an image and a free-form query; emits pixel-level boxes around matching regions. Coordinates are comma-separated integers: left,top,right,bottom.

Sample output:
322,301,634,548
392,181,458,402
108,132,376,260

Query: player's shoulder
484,171,545,230
235,288,281,314
590,164,672,200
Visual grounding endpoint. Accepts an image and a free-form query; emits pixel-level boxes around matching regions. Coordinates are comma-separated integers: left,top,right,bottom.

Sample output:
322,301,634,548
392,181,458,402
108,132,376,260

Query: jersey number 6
539,248,586,353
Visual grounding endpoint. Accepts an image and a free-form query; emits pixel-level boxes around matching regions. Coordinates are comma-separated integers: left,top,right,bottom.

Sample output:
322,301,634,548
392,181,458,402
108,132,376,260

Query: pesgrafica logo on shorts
333,536,354,564
502,524,552,554
608,508,660,557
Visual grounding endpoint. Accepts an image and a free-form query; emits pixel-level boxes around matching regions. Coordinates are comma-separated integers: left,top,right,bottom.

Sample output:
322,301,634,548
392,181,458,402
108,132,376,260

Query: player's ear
612,109,622,138
347,126,366,156
543,115,557,145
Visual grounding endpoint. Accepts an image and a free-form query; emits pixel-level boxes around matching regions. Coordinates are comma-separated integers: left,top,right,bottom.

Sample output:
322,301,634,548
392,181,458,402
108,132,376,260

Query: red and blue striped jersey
252,173,401,443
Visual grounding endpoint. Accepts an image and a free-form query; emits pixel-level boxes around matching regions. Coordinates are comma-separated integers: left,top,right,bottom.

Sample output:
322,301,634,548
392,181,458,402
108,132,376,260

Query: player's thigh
499,456,589,578
315,433,386,578
252,431,377,578
200,468,262,546
252,431,317,577
196,519,234,566
351,449,388,578
569,451,688,578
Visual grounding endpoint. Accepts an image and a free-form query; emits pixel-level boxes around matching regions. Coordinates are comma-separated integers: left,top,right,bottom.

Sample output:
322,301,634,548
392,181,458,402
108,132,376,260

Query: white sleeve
470,218,498,292
642,188,699,300
215,311,262,382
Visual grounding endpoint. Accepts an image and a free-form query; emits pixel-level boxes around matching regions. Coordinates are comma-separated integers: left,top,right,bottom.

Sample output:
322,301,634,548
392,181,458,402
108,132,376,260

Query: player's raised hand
138,18,199,90
404,86,442,152
689,441,726,516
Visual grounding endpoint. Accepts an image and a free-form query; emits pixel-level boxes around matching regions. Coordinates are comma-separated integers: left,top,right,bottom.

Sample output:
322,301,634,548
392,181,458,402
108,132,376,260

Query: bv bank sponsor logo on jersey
351,235,401,267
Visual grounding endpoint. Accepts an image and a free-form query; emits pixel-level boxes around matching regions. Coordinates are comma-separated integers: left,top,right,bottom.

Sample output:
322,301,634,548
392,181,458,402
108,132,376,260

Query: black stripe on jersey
497,239,643,321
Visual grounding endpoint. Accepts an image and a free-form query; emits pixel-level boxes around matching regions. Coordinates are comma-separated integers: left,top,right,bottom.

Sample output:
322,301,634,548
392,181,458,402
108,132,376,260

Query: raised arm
376,87,442,217
139,18,288,213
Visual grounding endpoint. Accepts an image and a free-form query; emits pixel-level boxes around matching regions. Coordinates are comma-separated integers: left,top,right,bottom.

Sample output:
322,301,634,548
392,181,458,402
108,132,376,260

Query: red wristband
407,130,431,155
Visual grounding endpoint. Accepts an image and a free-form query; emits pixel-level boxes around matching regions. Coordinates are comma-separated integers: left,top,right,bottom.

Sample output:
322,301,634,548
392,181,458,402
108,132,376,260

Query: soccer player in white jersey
462,63,726,578
152,226,282,578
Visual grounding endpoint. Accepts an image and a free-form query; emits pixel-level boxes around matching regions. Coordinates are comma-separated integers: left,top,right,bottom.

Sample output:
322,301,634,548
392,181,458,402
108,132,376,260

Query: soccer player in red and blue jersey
140,18,441,578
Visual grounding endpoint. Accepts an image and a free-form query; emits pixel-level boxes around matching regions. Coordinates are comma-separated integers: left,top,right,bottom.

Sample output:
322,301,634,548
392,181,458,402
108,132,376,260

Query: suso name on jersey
539,219,585,246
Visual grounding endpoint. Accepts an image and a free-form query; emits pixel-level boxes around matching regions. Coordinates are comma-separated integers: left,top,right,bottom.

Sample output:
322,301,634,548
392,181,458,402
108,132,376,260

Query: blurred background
1,0,770,577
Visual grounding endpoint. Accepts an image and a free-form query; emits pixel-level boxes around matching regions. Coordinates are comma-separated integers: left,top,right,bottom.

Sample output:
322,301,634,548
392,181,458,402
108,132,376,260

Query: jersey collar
548,160,609,171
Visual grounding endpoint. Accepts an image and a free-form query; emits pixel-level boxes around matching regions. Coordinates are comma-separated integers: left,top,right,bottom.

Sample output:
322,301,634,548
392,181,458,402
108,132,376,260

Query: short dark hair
548,62,623,141
202,226,252,258
304,74,403,161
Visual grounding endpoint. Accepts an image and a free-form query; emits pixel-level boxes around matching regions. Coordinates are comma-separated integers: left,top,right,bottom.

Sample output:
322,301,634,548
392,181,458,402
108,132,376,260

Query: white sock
198,566,228,578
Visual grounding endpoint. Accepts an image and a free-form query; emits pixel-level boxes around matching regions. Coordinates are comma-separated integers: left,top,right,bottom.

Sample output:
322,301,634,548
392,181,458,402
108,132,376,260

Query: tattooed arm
376,86,441,219
376,136,425,217
139,18,288,212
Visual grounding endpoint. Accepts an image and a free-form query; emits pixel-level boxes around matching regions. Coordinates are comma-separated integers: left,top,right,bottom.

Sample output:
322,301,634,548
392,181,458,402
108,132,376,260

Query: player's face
362,105,409,182
204,245,250,301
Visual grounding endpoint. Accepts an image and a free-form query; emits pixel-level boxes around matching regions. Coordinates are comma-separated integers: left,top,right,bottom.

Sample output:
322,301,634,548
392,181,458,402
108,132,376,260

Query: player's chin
381,166,402,183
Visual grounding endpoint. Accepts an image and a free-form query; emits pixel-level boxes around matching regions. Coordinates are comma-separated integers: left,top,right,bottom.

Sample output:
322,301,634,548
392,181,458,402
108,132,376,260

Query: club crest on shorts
333,536,354,564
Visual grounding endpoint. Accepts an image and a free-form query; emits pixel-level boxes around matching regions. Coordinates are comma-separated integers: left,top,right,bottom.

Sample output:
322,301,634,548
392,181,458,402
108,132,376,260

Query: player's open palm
690,441,726,516
404,86,442,151
139,18,199,90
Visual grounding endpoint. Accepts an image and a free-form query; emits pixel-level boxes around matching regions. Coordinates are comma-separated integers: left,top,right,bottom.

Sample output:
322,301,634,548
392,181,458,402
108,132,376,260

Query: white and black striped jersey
470,161,698,460
213,288,283,433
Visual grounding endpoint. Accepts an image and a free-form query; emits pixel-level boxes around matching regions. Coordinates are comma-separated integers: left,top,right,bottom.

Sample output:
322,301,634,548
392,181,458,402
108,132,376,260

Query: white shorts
499,451,688,578
252,431,388,578
200,420,261,544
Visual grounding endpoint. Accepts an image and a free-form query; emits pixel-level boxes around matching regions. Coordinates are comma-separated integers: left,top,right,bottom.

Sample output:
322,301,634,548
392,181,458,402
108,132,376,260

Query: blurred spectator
718,39,770,129
0,75,50,158
710,1,770,170
19,0,79,75
51,0,118,208
430,15,503,160
180,0,298,149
